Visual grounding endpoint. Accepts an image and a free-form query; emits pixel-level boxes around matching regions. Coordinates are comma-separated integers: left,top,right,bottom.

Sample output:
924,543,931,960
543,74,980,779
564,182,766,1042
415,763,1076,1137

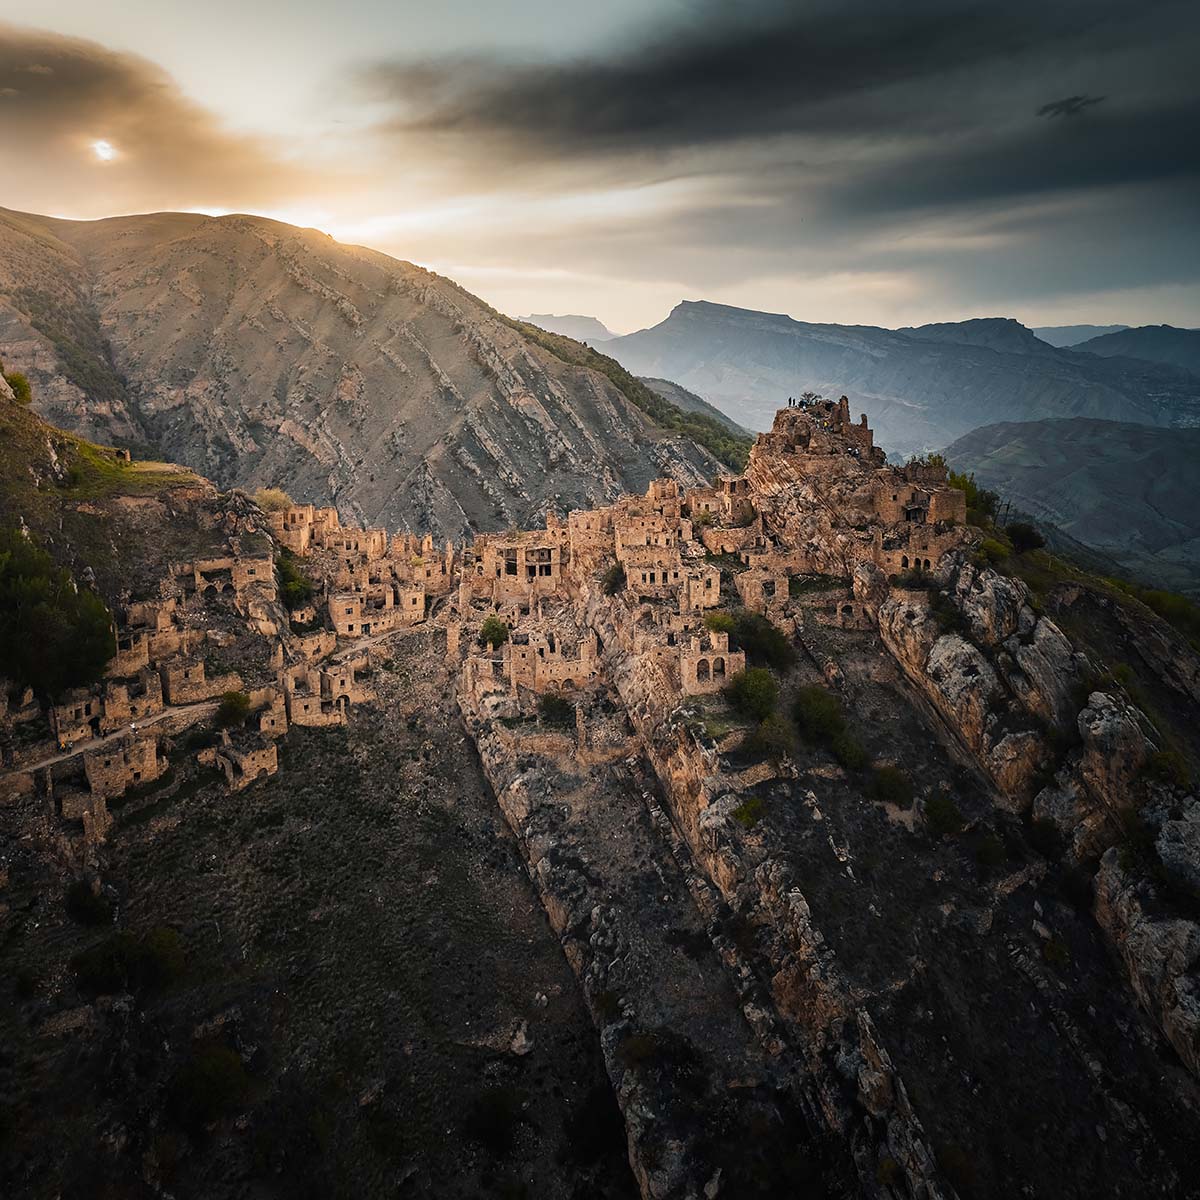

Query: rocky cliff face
0,207,721,538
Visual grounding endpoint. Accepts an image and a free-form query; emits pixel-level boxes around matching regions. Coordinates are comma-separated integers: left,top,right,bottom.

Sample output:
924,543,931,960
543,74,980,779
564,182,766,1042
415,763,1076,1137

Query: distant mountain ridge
0,208,726,539
1032,324,1129,347
1073,324,1200,375
944,417,1200,595
603,300,1200,455
521,313,616,342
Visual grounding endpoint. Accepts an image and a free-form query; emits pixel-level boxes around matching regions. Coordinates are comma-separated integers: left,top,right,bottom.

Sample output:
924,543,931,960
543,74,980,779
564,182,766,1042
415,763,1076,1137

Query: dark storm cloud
0,24,313,211
365,0,1192,151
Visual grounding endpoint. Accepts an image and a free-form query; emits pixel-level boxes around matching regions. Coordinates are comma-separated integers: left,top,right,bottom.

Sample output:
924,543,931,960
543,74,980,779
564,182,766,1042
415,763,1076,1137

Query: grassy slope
0,396,217,602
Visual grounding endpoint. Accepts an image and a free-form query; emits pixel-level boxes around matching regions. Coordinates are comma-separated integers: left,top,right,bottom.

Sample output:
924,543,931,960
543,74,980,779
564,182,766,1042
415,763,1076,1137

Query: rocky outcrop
1094,850,1200,1076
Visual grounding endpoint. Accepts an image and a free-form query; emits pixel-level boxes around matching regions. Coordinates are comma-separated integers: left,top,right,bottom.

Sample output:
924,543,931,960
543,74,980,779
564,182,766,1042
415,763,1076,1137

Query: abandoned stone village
5,395,1200,1199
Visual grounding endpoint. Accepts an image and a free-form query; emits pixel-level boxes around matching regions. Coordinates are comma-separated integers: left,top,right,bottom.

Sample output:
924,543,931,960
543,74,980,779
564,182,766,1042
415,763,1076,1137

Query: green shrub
276,550,315,609
72,926,185,995
930,590,970,636
830,731,869,771
731,796,766,829
869,766,913,809
65,880,112,926
749,712,797,760
601,562,626,595
4,371,32,405
1145,748,1192,789
538,694,574,727
925,794,965,837
948,470,999,526
216,690,251,728
732,611,796,668
1006,521,1045,555
478,616,510,649
254,487,293,513
704,610,736,634
793,686,846,742
0,526,116,699
725,667,779,721
978,537,1010,566
170,1045,249,1131
693,509,714,528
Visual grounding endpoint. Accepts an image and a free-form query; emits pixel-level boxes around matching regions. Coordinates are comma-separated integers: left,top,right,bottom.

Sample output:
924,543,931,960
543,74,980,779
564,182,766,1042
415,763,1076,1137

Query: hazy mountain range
0,208,723,538
1032,324,1129,347
601,301,1200,454
945,418,1200,595
1071,324,1200,374
521,313,616,342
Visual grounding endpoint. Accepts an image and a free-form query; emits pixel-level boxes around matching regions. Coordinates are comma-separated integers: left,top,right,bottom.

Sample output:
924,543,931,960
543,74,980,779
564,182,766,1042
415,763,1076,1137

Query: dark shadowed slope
605,301,1199,454
944,417,1200,595
0,208,725,539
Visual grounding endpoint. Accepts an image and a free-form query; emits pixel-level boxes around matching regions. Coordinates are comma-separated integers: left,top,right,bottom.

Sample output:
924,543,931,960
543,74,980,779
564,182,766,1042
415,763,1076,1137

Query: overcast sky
2,1,1197,332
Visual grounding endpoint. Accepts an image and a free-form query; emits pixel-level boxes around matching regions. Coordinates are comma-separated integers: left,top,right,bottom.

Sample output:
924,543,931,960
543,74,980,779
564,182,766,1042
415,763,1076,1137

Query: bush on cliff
0,526,116,699
479,616,510,649
869,765,914,809
726,667,779,721
978,537,1010,566
4,370,32,405
749,712,797,760
1006,521,1045,555
925,793,965,837
732,611,796,668
254,487,293,513
793,685,870,770
276,550,314,609
601,562,626,595
538,694,574,727
216,690,251,728
704,610,736,635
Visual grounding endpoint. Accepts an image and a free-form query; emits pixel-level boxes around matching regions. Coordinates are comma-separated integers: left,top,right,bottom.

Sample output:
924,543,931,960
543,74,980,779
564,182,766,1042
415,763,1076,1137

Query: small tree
750,712,797,760
1006,521,1045,555
704,610,736,634
479,616,509,649
254,487,293,513
4,371,32,405
869,765,913,809
726,667,779,721
538,694,574,727
601,563,626,595
978,537,1009,566
216,690,251,728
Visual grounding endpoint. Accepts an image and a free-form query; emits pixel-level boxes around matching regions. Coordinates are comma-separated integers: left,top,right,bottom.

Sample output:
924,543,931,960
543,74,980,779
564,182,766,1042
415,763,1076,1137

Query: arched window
901,555,909,570
712,657,726,678
696,659,711,683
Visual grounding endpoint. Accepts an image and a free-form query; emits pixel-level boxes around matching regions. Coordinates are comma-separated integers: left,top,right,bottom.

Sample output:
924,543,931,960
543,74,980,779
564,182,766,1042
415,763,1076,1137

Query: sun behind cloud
91,138,115,161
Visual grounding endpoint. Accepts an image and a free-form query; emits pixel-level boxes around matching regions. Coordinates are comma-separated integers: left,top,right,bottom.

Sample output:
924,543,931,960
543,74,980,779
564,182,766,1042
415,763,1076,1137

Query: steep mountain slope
944,417,1200,595
522,313,616,342
1033,324,1129,347
0,208,724,538
605,301,1200,453
1074,324,1200,375
639,375,749,437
